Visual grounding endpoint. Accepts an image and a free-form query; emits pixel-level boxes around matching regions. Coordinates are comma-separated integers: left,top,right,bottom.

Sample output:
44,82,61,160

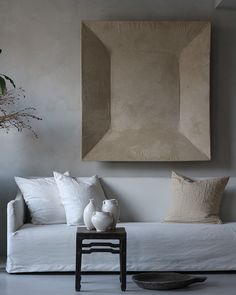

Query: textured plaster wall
0,0,235,254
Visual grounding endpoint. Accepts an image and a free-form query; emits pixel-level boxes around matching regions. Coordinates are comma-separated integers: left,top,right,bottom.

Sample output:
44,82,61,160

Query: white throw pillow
54,172,106,226
15,173,69,224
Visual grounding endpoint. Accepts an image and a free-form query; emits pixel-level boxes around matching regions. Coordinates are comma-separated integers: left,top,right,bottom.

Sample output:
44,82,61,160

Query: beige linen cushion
164,172,229,224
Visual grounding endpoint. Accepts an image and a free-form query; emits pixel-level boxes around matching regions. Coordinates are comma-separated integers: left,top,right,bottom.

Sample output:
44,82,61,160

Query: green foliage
0,49,16,94
2,74,16,88
0,76,6,95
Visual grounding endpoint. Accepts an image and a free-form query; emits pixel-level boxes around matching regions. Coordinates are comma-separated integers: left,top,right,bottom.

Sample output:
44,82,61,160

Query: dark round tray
132,272,207,290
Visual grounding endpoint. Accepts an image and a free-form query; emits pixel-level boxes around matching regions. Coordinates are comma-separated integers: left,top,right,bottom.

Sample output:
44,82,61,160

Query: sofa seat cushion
7,222,236,273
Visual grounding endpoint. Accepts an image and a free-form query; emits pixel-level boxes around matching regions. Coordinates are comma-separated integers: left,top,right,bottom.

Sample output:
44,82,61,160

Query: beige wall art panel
81,21,211,161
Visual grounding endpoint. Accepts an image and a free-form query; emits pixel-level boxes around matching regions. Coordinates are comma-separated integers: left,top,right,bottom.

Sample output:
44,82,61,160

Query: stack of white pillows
15,172,106,226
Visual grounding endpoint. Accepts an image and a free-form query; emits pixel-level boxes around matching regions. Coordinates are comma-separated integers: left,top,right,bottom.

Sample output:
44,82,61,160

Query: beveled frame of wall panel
81,21,211,161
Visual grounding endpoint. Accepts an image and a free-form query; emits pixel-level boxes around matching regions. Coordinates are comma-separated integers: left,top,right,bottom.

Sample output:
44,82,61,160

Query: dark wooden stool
75,227,127,291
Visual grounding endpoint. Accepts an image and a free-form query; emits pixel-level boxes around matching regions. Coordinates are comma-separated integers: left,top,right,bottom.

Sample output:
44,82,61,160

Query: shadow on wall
209,24,233,171
0,179,18,255
221,189,236,222
100,179,137,222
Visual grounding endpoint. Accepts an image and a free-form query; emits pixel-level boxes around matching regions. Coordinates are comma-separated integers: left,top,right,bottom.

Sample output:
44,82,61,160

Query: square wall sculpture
81,21,211,161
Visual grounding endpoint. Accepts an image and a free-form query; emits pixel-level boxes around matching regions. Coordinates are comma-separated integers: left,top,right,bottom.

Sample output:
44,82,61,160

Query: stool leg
120,237,127,291
75,238,83,291
119,247,122,283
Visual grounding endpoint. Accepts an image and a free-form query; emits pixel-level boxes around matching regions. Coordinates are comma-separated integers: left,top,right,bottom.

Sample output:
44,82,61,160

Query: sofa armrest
7,191,25,234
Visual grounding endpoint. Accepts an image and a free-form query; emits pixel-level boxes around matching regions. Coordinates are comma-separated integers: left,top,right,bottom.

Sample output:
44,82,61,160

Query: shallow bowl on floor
132,272,207,290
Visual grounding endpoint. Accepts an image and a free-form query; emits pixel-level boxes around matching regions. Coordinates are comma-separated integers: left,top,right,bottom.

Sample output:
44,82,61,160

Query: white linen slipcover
7,221,236,273
7,176,236,273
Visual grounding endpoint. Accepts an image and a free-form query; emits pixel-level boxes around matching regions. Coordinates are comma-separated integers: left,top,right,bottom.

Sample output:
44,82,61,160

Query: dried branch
0,88,42,138
0,49,41,138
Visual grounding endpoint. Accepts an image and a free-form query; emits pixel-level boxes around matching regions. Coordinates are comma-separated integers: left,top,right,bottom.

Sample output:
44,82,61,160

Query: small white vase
102,199,120,229
83,199,96,230
91,211,113,232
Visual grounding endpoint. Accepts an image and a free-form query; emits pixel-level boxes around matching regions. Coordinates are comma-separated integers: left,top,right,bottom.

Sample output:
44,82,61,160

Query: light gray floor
1,262,236,295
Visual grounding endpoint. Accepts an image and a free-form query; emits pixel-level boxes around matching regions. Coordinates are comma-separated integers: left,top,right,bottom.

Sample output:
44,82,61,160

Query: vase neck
104,199,117,204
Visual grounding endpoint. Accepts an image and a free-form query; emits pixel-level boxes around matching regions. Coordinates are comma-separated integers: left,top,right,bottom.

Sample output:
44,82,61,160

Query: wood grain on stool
75,227,127,291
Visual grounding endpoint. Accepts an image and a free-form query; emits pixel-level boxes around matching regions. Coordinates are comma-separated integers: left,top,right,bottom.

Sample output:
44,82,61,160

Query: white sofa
6,177,236,273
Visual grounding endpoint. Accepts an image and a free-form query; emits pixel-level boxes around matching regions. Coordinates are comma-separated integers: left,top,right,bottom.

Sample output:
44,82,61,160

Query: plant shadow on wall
0,49,42,138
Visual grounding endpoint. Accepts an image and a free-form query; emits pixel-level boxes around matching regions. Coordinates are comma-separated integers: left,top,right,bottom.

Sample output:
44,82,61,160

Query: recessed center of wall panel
111,50,180,131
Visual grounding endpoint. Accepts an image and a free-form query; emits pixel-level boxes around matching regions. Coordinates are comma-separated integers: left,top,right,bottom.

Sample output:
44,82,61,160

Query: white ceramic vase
83,199,96,230
91,211,113,232
102,199,120,229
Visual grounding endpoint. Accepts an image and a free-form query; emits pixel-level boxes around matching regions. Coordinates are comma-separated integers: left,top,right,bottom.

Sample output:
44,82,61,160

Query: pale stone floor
1,260,236,295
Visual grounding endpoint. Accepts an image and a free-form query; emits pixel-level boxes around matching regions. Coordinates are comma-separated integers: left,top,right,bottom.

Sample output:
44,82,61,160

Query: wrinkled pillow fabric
15,174,69,224
164,172,229,224
53,172,106,226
